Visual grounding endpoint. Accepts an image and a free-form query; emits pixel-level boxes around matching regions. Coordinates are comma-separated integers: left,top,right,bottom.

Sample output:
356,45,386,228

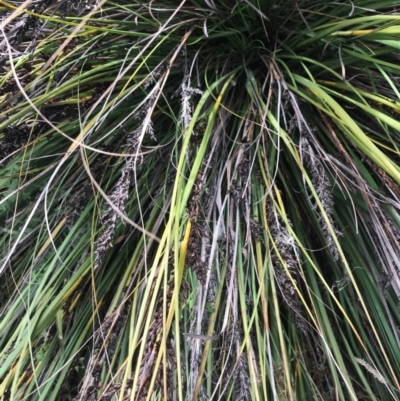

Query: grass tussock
2,1,400,400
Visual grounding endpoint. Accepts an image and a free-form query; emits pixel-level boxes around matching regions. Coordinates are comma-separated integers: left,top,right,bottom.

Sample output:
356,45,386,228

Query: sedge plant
1,1,400,400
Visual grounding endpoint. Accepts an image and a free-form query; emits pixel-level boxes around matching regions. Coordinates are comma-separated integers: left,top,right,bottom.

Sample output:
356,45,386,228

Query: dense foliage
2,0,400,400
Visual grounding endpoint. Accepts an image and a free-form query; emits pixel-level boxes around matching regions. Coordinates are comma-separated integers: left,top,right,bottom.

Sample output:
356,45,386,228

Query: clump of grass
2,1,400,400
